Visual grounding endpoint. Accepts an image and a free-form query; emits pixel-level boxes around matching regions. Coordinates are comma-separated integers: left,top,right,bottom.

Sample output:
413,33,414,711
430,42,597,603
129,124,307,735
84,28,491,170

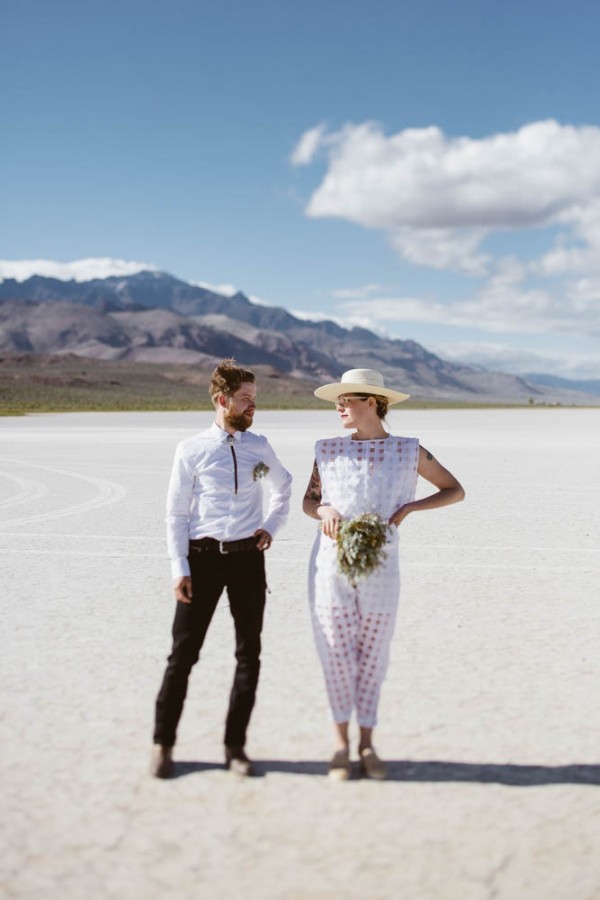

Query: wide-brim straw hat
314,368,410,405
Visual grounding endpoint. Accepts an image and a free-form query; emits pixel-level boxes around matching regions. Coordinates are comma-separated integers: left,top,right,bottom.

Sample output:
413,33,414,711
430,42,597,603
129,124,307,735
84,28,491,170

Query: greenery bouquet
336,512,390,585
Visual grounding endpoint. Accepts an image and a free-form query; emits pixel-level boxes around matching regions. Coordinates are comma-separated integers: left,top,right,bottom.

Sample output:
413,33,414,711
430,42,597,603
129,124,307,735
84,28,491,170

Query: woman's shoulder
388,434,420,451
388,433,418,441
314,434,348,453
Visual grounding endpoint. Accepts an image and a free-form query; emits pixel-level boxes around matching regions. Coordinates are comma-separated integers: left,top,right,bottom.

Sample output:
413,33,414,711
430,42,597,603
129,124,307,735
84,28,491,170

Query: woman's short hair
209,358,255,406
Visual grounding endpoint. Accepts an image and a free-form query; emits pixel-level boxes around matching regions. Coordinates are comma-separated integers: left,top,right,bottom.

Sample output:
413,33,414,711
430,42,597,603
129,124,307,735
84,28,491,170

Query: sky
2,0,600,379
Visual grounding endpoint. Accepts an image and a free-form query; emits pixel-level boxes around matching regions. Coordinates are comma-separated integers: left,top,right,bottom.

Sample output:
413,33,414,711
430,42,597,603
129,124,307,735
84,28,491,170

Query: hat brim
314,382,410,405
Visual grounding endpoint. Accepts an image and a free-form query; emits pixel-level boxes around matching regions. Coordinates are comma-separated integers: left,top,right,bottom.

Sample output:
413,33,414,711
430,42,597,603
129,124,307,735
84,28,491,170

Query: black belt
189,536,259,555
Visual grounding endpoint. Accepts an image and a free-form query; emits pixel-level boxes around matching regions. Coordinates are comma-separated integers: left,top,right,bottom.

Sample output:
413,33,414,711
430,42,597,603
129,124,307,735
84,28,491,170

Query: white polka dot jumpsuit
308,434,419,727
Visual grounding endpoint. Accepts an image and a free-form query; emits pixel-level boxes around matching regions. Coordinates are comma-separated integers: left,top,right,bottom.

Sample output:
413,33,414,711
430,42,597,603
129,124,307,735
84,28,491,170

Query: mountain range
0,270,596,404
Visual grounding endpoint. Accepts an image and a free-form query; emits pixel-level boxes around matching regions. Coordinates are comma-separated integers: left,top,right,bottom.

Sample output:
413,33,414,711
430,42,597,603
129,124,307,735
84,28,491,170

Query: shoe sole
329,766,351,781
227,761,253,777
360,763,386,780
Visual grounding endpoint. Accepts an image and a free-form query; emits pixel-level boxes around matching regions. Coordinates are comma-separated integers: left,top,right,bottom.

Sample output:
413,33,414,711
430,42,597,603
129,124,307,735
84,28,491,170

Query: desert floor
1,408,600,899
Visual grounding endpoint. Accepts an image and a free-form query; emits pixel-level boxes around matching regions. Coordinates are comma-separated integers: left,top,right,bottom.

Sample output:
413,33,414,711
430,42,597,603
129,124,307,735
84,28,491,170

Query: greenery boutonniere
336,513,390,585
253,461,270,481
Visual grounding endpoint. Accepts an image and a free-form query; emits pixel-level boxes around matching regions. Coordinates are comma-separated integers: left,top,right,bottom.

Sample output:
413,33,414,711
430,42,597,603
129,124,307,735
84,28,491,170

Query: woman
303,369,464,780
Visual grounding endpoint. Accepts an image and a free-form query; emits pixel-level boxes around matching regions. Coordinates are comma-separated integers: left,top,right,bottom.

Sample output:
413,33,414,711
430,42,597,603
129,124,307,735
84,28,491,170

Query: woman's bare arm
389,445,465,527
302,458,342,539
302,459,323,519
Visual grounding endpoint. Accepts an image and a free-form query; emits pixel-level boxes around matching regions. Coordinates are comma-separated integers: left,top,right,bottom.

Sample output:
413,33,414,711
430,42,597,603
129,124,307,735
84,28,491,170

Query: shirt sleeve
165,443,194,580
260,441,293,539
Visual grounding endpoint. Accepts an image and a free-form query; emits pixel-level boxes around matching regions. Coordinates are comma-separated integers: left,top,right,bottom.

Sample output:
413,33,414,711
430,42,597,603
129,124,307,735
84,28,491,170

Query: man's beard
224,408,254,432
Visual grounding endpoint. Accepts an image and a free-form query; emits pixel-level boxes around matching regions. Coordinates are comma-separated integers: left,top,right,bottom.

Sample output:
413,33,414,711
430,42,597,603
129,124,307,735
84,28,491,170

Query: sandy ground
1,407,600,900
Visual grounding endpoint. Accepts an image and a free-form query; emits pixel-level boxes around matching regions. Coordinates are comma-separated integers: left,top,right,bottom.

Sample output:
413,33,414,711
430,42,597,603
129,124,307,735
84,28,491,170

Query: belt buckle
219,541,229,555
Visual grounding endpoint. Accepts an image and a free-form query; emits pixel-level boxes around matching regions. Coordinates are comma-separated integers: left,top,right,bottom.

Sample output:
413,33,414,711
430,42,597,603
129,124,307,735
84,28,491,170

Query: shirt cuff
171,557,190,580
262,516,281,539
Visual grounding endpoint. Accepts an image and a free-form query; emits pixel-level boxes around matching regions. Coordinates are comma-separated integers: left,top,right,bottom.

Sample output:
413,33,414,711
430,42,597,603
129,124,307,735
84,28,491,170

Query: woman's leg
311,601,359,725
356,616,394,781
329,721,351,780
358,725,374,752
354,543,400,731
309,538,359,725
354,607,397,731
333,720,350,751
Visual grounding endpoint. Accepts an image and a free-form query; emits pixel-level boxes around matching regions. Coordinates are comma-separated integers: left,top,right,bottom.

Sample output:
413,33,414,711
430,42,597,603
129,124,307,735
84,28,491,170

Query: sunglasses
335,394,371,409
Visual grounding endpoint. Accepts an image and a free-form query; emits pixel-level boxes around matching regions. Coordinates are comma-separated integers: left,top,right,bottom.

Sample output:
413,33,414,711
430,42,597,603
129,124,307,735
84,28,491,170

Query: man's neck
215,414,236,435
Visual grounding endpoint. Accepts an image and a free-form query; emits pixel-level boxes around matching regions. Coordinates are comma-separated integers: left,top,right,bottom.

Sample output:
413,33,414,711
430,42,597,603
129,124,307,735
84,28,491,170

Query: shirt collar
209,421,242,443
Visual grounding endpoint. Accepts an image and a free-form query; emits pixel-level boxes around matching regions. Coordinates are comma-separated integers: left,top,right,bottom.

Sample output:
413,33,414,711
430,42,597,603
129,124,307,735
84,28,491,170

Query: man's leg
223,549,266,751
153,551,224,749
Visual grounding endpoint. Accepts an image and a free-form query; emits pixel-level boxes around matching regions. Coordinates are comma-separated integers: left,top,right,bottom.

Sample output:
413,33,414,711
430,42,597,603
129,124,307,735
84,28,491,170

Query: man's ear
217,393,229,409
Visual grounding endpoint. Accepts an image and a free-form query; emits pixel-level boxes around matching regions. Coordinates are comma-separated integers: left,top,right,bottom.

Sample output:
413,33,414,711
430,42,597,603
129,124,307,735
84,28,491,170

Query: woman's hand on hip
389,504,413,527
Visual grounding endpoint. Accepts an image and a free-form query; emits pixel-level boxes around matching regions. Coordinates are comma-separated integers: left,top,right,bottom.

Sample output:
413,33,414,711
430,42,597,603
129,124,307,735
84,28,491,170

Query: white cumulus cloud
0,257,159,283
536,199,600,277
432,340,600,380
330,284,386,300
336,276,600,340
293,119,600,274
290,308,360,331
192,280,239,297
290,123,328,166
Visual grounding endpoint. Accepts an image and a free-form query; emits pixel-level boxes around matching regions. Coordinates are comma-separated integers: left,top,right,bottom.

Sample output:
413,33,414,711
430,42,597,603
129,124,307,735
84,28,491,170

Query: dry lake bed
1,408,599,899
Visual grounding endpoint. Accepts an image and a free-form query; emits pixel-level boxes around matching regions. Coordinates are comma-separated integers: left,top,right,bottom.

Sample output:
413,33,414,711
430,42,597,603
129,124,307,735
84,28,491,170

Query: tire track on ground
0,458,127,527
0,469,48,509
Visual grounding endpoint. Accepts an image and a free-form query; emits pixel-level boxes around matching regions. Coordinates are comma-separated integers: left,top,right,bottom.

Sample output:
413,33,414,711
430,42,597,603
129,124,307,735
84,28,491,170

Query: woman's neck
351,425,388,441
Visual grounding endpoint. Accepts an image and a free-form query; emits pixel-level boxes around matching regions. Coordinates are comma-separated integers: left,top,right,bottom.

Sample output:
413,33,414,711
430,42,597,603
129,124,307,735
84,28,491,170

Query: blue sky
2,0,600,378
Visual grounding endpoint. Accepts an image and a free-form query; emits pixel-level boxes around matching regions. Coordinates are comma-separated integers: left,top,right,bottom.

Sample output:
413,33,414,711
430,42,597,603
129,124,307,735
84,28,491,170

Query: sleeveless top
315,434,419,522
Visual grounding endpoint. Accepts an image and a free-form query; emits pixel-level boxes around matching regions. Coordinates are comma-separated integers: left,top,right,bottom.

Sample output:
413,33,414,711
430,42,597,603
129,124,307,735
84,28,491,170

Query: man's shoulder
244,431,278,458
244,431,284,461
176,427,218,454
244,430,269,446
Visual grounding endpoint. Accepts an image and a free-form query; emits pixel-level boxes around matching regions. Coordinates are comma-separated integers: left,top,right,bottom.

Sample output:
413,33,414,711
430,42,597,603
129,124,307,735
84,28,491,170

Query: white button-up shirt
166,422,293,579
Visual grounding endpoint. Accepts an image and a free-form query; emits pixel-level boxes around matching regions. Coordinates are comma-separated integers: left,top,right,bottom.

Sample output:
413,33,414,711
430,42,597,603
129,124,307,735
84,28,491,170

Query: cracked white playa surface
1,408,600,900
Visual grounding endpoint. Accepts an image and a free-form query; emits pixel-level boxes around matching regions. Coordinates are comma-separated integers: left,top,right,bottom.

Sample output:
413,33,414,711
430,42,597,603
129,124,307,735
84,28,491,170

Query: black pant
153,545,266,748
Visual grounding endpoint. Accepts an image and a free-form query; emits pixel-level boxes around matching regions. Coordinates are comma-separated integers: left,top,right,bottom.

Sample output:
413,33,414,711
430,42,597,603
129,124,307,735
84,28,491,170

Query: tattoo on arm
426,451,434,461
304,459,322,502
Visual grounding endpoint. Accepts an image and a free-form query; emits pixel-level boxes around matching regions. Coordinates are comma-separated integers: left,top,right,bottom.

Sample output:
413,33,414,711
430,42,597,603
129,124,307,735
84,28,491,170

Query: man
152,359,292,778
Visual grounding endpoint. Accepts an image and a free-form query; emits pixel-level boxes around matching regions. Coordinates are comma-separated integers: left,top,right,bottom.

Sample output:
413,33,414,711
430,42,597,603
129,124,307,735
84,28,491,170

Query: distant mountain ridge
0,269,596,403
525,373,600,396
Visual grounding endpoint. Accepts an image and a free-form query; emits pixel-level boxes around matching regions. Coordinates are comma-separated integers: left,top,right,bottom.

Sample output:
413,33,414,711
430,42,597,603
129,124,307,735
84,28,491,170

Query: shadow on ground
172,759,600,785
